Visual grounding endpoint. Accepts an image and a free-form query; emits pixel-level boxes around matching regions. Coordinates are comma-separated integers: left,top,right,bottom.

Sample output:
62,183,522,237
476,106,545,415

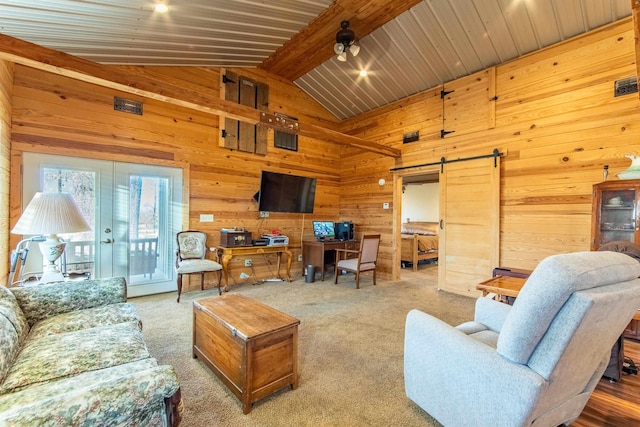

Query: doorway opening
400,171,440,276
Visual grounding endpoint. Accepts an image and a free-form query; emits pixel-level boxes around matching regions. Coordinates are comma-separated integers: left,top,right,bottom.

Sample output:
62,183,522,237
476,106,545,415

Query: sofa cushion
28,302,141,339
10,277,127,327
0,314,20,384
0,286,29,344
0,361,180,427
0,358,159,412
1,321,150,394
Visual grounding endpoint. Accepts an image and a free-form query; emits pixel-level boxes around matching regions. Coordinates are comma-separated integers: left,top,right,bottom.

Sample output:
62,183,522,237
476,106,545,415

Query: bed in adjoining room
401,221,439,271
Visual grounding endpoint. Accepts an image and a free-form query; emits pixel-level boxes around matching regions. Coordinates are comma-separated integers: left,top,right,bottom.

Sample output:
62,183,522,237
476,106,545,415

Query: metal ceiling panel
0,0,632,120
0,0,333,66
295,0,632,119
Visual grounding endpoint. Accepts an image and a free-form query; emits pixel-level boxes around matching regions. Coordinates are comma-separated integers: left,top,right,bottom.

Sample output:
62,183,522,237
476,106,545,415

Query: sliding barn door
438,156,500,296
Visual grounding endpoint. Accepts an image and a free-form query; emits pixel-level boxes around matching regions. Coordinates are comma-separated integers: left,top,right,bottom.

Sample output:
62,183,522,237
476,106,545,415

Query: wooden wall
9,65,341,289
0,59,13,284
339,18,640,287
4,18,640,291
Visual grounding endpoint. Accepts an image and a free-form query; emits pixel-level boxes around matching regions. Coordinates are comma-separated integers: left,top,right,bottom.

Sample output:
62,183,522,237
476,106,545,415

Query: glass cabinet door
598,188,636,246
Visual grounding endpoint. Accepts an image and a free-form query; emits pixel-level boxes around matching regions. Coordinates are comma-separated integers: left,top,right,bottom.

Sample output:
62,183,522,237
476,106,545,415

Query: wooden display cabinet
624,318,640,341
591,179,640,340
591,180,640,251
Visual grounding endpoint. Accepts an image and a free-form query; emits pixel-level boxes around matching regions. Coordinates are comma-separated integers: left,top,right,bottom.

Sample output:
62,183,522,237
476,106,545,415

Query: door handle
100,238,114,244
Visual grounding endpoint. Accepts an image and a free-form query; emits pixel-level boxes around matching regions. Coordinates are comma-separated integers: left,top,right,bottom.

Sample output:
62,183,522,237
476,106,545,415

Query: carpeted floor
130,265,475,426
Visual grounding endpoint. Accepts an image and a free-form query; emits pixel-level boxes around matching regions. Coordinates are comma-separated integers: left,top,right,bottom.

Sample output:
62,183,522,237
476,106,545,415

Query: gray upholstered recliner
404,251,640,427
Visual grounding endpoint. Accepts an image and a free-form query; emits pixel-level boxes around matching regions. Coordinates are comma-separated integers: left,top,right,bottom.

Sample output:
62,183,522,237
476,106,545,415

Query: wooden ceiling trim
259,0,422,81
633,0,640,100
0,34,400,158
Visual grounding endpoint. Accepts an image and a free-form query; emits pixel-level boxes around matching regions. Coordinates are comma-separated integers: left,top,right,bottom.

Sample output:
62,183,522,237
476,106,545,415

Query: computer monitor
313,221,335,240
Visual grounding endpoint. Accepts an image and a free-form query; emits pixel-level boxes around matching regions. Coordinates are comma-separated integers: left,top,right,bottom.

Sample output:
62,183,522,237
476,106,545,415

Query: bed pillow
401,222,439,235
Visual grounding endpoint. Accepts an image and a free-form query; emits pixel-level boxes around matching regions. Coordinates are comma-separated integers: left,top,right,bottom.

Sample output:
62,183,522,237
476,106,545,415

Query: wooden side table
476,275,526,299
193,295,300,413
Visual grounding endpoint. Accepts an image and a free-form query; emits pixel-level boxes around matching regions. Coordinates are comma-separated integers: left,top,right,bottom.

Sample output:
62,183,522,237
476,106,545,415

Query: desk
477,275,640,381
302,240,359,280
217,245,292,291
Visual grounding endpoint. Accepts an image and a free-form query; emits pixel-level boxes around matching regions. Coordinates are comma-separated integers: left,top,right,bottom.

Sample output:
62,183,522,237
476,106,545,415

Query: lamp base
38,270,65,284
37,236,66,284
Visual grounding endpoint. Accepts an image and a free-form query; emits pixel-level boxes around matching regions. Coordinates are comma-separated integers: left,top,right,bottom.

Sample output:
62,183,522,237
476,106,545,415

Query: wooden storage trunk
219,230,252,247
193,295,299,413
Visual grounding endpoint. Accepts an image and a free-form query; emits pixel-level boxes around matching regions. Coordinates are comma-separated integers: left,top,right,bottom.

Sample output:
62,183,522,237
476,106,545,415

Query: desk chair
176,231,222,302
334,234,380,289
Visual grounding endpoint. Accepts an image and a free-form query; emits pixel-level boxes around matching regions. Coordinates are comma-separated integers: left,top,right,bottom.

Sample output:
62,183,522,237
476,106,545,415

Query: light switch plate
200,214,214,222
383,203,390,209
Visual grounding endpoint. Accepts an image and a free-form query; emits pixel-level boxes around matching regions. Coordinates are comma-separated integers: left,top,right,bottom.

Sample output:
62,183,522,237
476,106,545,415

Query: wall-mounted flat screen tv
257,171,316,213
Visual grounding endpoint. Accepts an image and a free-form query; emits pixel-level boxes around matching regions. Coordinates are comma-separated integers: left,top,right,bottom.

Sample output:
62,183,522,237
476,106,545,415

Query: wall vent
614,77,638,97
114,97,143,115
274,130,298,151
403,130,420,144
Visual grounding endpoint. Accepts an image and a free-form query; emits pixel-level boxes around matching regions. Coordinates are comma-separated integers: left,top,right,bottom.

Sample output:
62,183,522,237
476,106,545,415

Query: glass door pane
599,189,636,246
128,175,168,284
114,162,182,297
22,154,111,281
42,166,96,278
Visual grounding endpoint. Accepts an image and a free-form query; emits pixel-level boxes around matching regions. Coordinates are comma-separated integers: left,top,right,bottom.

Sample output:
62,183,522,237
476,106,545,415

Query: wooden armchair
175,230,222,302
334,234,381,289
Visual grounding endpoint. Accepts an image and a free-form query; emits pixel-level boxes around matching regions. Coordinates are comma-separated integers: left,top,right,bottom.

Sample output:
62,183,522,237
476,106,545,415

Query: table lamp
11,192,91,283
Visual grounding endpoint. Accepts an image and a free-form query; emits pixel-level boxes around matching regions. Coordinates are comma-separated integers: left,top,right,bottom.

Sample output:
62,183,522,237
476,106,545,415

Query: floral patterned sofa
0,277,182,426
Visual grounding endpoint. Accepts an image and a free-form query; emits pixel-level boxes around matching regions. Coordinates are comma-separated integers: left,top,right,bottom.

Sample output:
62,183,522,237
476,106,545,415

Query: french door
22,153,183,297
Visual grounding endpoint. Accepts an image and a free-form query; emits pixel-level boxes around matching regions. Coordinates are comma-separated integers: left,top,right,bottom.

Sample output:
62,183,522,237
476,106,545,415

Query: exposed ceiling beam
259,0,422,81
0,34,400,158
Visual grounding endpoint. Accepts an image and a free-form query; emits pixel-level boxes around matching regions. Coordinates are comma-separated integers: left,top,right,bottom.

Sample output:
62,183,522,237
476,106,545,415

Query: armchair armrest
335,248,359,260
208,246,220,262
0,365,181,426
404,309,545,426
10,277,127,327
473,297,512,333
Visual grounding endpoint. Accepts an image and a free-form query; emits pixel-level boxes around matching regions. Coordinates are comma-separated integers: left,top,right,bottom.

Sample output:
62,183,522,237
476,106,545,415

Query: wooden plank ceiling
0,0,633,120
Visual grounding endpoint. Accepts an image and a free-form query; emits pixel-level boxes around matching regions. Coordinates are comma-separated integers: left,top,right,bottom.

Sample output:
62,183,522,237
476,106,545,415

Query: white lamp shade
337,51,347,62
12,192,91,235
334,43,345,54
350,44,360,56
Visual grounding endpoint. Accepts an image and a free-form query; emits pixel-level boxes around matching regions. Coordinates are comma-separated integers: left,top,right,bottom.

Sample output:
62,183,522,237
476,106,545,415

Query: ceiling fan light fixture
335,20,359,61
154,3,169,13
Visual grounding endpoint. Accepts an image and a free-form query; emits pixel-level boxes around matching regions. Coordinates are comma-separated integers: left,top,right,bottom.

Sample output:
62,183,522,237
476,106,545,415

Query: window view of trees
42,169,166,281
43,167,95,242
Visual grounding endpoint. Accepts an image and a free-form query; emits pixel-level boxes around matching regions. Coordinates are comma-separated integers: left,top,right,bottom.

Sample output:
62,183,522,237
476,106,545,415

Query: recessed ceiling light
360,69,368,77
155,3,169,13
